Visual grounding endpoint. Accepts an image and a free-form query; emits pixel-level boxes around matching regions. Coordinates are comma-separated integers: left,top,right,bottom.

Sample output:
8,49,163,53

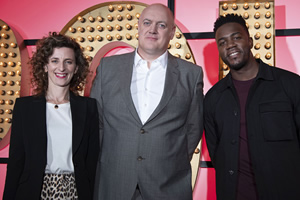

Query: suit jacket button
233,110,238,116
140,129,145,134
137,156,144,161
231,140,237,144
229,170,234,175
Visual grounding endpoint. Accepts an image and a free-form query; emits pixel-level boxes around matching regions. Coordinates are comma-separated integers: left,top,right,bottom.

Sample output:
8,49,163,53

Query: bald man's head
137,3,176,61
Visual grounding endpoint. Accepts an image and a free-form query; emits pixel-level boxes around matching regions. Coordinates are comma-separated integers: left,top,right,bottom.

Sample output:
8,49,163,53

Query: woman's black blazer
3,93,100,200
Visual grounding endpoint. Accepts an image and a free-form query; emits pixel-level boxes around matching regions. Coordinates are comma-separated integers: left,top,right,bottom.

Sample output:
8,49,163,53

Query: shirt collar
218,59,274,92
134,48,168,69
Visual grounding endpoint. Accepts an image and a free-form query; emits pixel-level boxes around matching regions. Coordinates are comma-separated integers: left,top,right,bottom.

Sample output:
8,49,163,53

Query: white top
45,102,74,174
130,50,168,124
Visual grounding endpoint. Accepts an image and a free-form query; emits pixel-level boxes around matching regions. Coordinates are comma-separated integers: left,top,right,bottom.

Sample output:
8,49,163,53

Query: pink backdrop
1,0,300,199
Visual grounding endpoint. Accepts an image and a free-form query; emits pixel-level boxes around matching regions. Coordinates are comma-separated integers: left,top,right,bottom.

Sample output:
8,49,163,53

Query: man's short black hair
213,13,249,35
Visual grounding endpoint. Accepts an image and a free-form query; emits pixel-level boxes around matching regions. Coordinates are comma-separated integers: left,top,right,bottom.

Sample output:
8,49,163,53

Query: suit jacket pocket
259,101,294,141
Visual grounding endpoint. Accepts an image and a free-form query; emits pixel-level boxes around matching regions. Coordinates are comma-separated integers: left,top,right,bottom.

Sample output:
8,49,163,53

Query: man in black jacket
204,13,300,200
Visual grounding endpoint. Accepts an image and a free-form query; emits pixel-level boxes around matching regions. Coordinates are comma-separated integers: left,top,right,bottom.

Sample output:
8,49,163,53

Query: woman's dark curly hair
30,32,89,96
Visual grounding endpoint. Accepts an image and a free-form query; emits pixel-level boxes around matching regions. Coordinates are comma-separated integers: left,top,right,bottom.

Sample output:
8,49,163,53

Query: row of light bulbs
174,53,192,60
0,80,19,86
0,71,19,76
70,23,138,33
222,2,271,10
0,108,12,114
0,99,14,105
0,61,20,67
250,21,272,29
78,13,139,23
254,32,272,39
107,4,134,12
0,117,12,124
256,52,272,59
76,33,136,43
0,42,17,49
0,52,17,58
254,42,272,49
1,90,19,95
243,11,272,19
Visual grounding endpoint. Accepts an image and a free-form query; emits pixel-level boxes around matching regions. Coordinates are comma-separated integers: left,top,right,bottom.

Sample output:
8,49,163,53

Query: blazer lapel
70,93,85,156
146,53,179,123
32,96,47,158
119,52,143,124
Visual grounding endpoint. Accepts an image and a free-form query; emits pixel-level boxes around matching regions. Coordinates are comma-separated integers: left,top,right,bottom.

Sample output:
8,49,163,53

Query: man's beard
222,52,249,71
227,59,247,71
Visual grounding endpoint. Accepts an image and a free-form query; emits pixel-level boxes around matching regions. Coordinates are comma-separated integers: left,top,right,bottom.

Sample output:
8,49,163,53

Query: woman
3,32,99,200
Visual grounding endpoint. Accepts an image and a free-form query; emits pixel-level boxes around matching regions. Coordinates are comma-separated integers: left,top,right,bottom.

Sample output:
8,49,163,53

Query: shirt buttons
229,170,234,175
137,156,144,161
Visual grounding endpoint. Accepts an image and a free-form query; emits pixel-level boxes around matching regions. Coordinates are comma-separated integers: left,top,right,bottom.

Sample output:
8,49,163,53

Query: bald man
91,4,203,200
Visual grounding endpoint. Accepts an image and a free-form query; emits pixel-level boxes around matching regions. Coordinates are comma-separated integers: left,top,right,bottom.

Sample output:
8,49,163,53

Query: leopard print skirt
40,173,78,200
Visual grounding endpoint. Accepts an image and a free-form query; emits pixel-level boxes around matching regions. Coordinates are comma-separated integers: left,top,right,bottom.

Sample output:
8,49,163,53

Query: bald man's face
137,5,175,59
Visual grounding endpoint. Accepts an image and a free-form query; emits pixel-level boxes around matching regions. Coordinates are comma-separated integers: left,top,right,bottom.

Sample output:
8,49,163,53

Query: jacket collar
146,53,179,124
119,52,142,124
119,52,179,125
32,92,85,156
218,59,274,92
31,95,47,160
69,92,86,156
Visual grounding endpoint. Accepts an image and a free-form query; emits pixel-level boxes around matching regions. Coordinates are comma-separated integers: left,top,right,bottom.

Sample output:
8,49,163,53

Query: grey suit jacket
91,51,203,200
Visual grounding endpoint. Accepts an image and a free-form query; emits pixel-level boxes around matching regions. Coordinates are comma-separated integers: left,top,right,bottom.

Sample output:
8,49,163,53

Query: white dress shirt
45,102,74,174
130,50,168,124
